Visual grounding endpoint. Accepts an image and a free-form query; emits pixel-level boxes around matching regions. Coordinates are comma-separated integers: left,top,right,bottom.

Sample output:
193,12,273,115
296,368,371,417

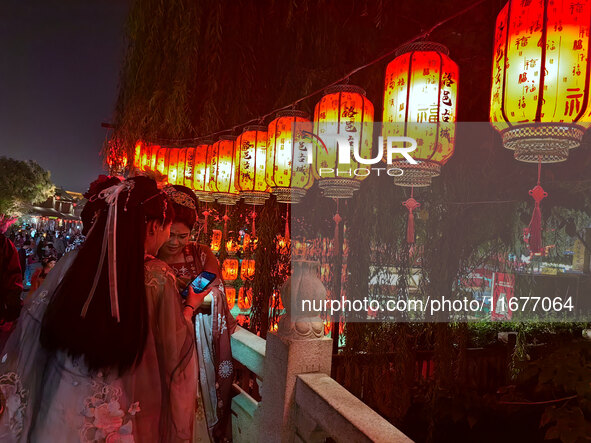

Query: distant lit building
24,187,84,231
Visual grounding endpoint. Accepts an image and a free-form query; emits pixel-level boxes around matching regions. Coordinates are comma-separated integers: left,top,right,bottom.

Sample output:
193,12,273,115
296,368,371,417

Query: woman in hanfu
0,176,207,442
158,185,237,443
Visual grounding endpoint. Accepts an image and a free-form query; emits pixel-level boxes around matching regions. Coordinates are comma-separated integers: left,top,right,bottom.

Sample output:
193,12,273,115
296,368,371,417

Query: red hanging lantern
209,136,240,205
383,41,458,187
235,126,270,205
226,238,240,255
312,85,374,198
266,110,314,203
156,147,169,176
148,145,159,171
183,147,196,188
226,287,236,310
167,148,180,185
240,259,255,280
140,144,153,171
192,141,215,203
176,148,186,186
222,258,239,282
210,229,223,253
489,0,591,254
383,41,458,244
133,141,143,171
490,0,591,163
238,287,253,310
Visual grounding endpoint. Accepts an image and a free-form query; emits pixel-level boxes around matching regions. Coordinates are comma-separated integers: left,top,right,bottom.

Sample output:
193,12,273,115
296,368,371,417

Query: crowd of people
0,175,236,442
7,227,85,290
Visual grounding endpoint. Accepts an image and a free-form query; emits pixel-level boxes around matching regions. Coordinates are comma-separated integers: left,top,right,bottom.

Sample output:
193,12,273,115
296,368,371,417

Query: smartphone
180,271,217,298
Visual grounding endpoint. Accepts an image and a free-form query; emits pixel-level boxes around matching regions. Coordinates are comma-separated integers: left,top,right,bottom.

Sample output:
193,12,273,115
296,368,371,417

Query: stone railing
231,326,265,442
231,260,413,443
295,373,412,443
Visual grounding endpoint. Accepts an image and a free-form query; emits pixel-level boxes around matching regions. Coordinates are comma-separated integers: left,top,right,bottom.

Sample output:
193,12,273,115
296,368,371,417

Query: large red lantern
490,0,591,163
312,85,374,198
140,144,154,171
209,136,240,205
192,141,215,203
383,41,458,187
183,147,196,188
149,145,159,172
210,229,223,253
235,126,270,205
167,148,180,185
226,238,240,255
132,142,143,171
155,147,169,176
176,148,187,187
266,110,314,203
240,259,255,280
238,287,253,310
222,258,239,281
226,287,236,309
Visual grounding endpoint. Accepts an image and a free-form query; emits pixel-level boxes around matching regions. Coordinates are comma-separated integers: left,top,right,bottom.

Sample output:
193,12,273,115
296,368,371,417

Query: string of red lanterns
106,0,589,259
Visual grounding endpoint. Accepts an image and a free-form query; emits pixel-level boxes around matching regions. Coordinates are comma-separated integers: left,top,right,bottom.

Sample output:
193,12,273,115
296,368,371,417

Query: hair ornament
162,185,197,210
80,180,136,323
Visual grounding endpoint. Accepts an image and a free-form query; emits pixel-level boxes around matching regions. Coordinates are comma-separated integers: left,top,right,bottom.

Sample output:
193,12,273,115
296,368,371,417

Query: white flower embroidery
0,372,28,437
218,360,233,379
218,314,227,336
79,381,138,443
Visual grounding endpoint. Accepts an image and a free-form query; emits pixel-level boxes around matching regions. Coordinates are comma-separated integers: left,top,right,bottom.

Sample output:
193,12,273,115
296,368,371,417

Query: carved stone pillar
257,260,333,443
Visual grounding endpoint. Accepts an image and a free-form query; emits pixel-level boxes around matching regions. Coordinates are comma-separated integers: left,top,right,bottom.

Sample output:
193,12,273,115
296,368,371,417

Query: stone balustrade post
257,260,333,443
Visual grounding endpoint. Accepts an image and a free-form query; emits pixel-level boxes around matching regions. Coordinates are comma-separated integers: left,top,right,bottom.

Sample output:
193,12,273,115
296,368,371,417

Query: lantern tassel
333,199,342,249
223,205,230,240
203,203,210,234
402,187,421,244
285,204,290,242
251,205,257,238
526,159,547,254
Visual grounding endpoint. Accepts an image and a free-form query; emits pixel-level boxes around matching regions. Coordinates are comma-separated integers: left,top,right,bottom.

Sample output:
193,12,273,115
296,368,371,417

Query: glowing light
383,41,458,186
235,126,270,205
312,84,374,198
266,110,314,203
490,0,591,162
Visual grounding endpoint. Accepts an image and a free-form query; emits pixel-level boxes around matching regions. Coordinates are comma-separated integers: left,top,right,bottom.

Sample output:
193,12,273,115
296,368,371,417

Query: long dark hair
41,176,174,374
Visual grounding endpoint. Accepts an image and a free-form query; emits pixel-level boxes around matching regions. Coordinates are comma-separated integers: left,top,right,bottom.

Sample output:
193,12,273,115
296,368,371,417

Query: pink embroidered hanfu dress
0,257,208,443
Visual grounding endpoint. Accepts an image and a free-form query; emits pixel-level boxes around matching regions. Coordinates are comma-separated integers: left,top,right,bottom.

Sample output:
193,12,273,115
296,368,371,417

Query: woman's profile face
159,222,191,256
152,220,172,253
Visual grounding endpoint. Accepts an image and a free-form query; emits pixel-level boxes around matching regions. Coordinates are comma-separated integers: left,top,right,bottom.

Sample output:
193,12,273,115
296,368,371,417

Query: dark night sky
0,0,130,192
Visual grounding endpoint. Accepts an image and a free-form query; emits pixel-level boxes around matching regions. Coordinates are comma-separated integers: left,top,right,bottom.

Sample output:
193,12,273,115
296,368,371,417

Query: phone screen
181,271,217,298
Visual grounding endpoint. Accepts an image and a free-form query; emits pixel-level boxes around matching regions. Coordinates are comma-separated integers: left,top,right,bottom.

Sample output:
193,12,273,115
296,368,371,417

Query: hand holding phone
180,271,217,298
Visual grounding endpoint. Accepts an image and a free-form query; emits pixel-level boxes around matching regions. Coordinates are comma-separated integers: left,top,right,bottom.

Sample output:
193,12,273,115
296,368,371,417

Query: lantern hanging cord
147,0,490,145
444,200,518,205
